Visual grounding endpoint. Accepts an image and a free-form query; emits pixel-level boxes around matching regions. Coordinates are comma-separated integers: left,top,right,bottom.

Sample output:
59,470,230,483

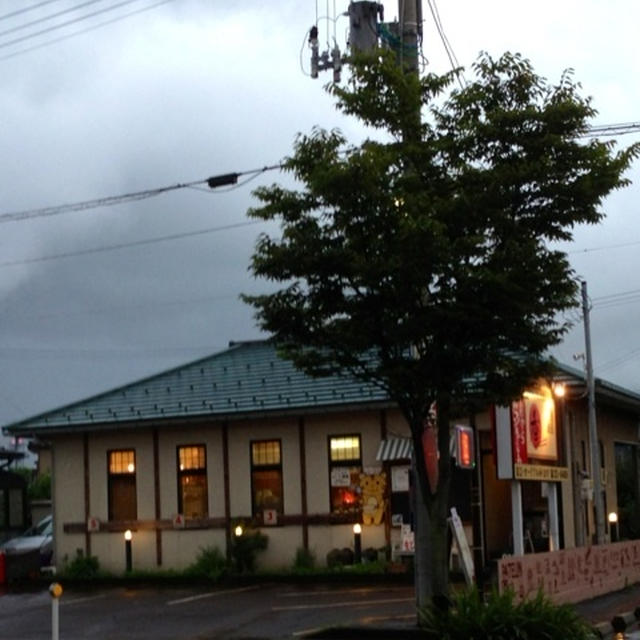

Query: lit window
328,435,361,514
177,445,208,518
108,450,136,521
330,436,361,462
251,440,283,518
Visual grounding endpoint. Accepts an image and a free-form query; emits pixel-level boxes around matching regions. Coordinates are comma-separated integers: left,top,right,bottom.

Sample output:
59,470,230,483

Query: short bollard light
353,523,362,564
49,582,63,640
609,512,619,542
124,529,133,573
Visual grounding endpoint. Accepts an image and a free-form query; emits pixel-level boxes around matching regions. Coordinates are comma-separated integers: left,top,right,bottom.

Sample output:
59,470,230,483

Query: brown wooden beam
63,512,362,534
83,433,91,556
222,421,231,559
153,428,162,566
298,416,308,550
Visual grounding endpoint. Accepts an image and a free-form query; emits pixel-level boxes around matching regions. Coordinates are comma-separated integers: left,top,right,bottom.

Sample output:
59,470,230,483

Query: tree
243,51,639,604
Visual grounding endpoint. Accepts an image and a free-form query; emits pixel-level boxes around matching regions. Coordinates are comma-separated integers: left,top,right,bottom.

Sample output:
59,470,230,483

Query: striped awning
376,437,413,461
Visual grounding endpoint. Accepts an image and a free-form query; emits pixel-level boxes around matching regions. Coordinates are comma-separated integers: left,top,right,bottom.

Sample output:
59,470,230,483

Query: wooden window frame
250,439,284,518
176,444,208,519
107,449,137,522
328,434,362,514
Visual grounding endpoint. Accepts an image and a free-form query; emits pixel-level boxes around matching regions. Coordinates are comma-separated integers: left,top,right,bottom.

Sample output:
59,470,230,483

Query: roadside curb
593,608,640,638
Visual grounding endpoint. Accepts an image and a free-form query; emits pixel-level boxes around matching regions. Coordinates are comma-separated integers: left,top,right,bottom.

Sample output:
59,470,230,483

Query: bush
418,588,597,640
63,552,102,579
185,546,227,581
293,547,316,571
28,472,51,501
326,547,354,568
362,547,379,563
231,529,268,573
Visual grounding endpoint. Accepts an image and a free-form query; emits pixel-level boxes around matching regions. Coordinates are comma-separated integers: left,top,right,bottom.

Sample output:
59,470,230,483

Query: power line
0,164,282,224
582,122,640,138
590,287,640,311
0,0,63,23
0,220,264,269
0,0,147,50
0,0,106,39
567,238,640,255
0,0,171,61
596,346,640,375
426,0,464,88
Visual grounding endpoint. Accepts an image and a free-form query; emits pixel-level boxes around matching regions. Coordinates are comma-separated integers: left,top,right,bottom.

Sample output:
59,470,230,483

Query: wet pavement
573,582,640,638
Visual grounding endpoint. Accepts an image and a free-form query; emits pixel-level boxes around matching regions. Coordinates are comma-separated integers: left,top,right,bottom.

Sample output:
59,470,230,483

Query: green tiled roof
3,340,390,434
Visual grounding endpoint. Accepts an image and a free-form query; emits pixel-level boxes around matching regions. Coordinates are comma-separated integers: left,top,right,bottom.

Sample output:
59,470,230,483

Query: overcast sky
1,0,640,437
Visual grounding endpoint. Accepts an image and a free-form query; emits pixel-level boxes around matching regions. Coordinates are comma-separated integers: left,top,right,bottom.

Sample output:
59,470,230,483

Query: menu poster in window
401,524,415,553
330,467,352,487
391,466,410,492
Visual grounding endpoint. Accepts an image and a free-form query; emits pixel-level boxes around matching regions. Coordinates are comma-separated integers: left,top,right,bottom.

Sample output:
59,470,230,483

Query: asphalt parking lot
0,582,417,639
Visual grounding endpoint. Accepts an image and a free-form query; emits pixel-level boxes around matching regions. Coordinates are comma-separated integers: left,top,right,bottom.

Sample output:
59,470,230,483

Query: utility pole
582,280,605,544
309,0,440,607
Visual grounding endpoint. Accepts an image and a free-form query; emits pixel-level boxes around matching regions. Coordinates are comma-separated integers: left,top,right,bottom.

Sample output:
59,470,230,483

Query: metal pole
353,524,362,563
52,598,59,640
124,529,133,572
126,539,132,572
582,280,605,544
49,583,63,640
511,481,524,555
546,483,560,551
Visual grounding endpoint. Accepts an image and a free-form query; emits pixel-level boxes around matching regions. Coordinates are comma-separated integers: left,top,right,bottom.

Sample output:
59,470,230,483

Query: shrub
418,588,597,640
63,552,102,579
293,547,316,571
326,547,354,568
28,472,51,501
362,547,378,563
231,529,268,573
185,546,227,581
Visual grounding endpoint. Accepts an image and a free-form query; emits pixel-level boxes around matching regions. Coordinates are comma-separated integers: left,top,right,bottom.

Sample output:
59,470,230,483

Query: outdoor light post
609,512,619,543
353,523,362,564
124,529,132,573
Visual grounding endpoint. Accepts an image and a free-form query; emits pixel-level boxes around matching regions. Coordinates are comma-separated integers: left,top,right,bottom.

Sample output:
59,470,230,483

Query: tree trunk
410,393,453,615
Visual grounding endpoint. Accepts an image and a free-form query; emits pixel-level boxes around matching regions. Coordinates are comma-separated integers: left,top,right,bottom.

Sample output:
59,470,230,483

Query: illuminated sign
514,463,569,481
512,389,558,463
455,425,475,469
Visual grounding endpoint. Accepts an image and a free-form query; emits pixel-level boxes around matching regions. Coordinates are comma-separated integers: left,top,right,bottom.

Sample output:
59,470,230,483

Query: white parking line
292,625,328,637
61,594,107,607
280,587,409,598
272,596,413,612
292,613,416,637
167,585,260,606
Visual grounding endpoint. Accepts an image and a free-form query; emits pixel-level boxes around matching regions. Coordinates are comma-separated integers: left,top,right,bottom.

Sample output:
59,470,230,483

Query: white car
1,515,53,566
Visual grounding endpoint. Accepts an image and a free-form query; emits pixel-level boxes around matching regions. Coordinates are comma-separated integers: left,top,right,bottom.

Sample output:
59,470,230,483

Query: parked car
0,514,53,566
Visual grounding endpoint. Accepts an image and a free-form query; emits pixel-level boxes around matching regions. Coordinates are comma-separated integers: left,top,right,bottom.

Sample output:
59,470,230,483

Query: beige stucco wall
50,408,394,572
88,430,155,521
52,435,86,567
157,424,225,520
48,395,639,574
227,417,301,518
162,529,226,569
570,401,639,543
305,410,384,514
